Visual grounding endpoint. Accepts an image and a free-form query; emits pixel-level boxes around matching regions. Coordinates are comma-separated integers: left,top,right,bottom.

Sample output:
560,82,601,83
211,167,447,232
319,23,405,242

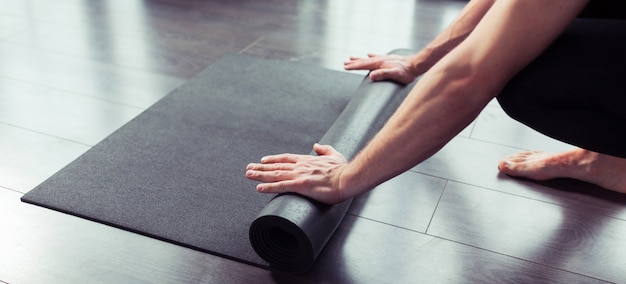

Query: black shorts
496,14,626,158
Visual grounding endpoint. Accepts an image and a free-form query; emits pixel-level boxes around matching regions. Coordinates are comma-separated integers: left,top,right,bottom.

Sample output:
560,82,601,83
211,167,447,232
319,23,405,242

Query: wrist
336,161,368,202
409,49,434,76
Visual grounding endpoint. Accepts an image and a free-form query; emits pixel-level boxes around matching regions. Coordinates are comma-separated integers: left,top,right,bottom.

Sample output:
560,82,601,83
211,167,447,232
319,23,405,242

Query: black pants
496,17,626,158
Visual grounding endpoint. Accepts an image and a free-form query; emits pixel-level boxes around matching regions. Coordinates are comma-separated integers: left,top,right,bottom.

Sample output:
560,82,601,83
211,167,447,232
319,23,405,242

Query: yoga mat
249,70,409,272
22,52,413,273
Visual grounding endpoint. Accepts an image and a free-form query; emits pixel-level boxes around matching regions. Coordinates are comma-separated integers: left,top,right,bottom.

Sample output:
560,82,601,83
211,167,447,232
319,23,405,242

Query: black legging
496,17,626,158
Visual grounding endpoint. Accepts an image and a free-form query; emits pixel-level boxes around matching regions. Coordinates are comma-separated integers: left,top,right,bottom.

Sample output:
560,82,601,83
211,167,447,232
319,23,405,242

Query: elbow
430,61,501,107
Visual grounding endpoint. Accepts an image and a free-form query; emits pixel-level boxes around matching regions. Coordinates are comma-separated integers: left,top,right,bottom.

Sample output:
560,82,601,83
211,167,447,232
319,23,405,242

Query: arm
247,0,588,204
344,0,496,83
339,0,589,200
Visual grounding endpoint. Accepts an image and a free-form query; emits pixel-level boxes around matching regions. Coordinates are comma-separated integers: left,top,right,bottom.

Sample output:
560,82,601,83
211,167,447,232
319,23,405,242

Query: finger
344,56,366,66
246,162,295,171
344,55,384,70
245,169,296,183
369,69,389,81
256,179,306,193
367,53,382,58
259,153,300,164
344,59,369,69
344,59,368,69
345,61,380,71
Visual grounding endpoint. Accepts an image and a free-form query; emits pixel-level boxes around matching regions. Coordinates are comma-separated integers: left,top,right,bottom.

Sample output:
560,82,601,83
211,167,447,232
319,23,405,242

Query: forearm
339,65,488,200
409,0,495,75
339,0,588,200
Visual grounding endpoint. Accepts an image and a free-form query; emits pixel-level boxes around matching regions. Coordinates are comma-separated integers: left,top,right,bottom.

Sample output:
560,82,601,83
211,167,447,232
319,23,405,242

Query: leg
496,18,626,192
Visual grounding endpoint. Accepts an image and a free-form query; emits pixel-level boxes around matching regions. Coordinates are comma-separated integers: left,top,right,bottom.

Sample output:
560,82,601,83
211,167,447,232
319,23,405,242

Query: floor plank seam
0,74,165,110
0,186,26,195
424,179,448,234
444,179,626,222
0,18,44,41
340,211,615,282
465,116,480,138
345,214,426,234
0,121,94,148
0,77,148,111
0,40,188,82
409,170,579,208
238,36,265,55
466,135,540,152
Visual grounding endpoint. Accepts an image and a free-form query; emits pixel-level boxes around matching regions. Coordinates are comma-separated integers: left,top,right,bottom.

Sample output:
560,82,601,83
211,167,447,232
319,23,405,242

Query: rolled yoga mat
249,70,409,272
22,52,413,273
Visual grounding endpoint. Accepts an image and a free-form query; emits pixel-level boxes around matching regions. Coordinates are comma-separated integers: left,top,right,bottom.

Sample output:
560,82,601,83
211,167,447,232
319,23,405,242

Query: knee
496,86,529,123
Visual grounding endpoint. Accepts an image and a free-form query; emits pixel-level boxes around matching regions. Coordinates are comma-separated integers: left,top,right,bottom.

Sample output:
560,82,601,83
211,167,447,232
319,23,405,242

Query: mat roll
249,50,413,273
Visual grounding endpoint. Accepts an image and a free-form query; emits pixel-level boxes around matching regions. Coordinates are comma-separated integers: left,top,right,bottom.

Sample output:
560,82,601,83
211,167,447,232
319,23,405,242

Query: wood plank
0,42,183,108
302,215,609,283
428,181,626,283
239,1,465,70
348,171,447,233
0,77,142,145
0,14,33,39
2,19,258,79
0,124,88,193
412,136,626,220
471,100,575,152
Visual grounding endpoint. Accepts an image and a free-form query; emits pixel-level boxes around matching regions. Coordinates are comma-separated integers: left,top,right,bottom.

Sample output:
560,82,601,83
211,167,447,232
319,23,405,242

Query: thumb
369,70,386,81
370,69,413,84
313,143,340,156
369,68,399,82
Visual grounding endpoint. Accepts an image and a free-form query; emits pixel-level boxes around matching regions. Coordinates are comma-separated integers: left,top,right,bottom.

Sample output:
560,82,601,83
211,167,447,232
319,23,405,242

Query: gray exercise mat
22,53,411,272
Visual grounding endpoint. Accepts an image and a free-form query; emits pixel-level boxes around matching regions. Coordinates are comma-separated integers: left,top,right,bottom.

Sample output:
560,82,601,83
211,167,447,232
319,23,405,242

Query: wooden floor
1,0,625,283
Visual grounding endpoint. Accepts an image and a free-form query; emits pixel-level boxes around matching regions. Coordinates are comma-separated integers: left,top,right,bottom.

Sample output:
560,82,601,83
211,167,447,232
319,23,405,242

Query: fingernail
260,157,267,163
257,185,264,192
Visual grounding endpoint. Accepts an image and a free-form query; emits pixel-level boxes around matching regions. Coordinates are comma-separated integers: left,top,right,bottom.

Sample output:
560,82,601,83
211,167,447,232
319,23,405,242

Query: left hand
245,144,349,204
344,53,419,84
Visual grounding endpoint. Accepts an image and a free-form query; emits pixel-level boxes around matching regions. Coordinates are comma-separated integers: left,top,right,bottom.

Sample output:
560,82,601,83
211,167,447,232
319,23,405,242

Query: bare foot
498,148,626,193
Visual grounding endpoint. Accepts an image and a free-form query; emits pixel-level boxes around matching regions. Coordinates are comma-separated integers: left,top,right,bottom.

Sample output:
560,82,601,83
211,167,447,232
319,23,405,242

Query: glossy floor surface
1,0,625,283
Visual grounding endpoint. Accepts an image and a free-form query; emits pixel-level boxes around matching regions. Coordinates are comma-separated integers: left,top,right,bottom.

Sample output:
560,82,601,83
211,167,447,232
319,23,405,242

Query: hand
344,53,419,84
245,144,349,205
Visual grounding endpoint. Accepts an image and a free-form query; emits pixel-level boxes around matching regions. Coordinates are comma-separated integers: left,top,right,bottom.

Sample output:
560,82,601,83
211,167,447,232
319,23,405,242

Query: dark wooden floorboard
1,0,623,283
412,135,626,221
304,215,609,284
348,171,447,233
428,181,626,283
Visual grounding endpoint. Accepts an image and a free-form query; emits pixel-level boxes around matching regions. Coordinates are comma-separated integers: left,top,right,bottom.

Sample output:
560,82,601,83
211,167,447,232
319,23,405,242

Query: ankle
575,149,626,192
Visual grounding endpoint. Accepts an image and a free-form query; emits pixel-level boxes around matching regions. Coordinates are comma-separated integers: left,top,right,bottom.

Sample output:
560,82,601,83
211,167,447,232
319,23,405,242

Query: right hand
246,144,351,205
344,53,419,84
